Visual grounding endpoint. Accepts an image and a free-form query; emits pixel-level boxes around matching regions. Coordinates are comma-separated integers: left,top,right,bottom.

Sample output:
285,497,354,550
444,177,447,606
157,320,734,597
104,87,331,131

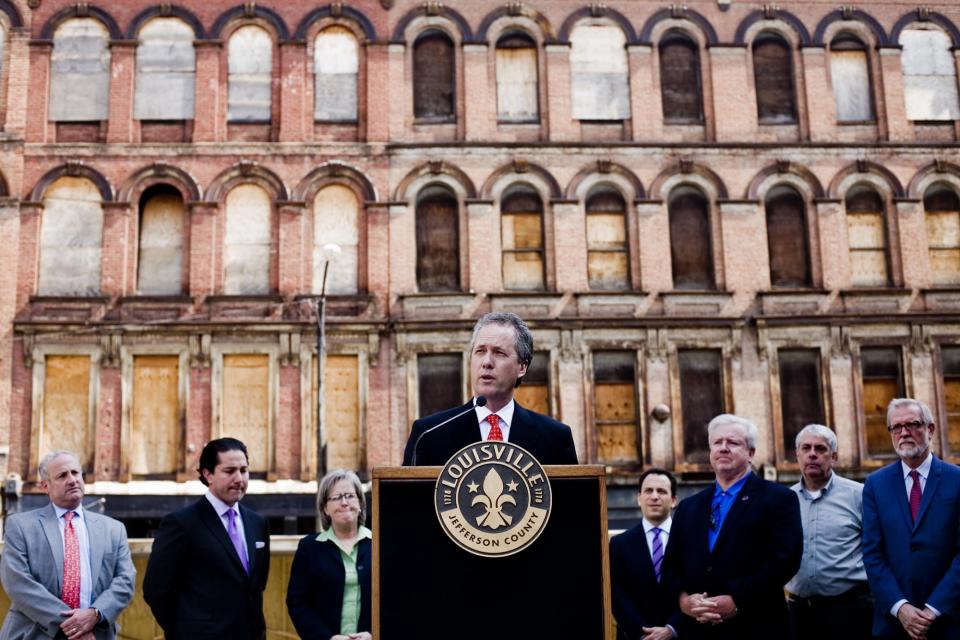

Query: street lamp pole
315,243,340,529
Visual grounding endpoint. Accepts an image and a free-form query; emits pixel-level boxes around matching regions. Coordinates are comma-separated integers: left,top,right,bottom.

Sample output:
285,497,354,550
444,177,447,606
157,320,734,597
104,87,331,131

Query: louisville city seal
435,441,552,557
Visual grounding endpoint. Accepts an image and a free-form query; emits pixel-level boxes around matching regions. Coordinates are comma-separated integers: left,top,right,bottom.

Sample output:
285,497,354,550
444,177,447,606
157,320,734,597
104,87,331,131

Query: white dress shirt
475,399,516,442
642,516,672,557
53,503,93,609
205,491,247,544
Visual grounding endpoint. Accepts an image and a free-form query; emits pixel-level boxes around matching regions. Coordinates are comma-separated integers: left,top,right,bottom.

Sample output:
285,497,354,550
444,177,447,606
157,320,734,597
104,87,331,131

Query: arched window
224,184,272,294
49,19,110,122
134,18,196,121
570,22,629,120
413,30,455,121
829,34,874,123
924,184,960,285
900,26,960,121
752,33,796,124
313,184,359,294
314,26,358,122
845,186,889,286
416,186,459,291
38,177,103,296
669,187,714,289
137,185,185,295
228,26,272,122
659,31,703,123
765,186,811,287
585,187,629,290
495,31,538,123
501,186,544,290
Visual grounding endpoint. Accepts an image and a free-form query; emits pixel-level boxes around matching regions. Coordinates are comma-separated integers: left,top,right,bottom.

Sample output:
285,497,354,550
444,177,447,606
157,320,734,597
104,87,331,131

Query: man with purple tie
863,398,960,639
143,438,270,640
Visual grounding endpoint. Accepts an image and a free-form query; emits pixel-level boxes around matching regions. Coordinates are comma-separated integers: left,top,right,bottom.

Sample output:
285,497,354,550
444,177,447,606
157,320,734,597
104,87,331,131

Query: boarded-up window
314,185,359,294
222,354,270,473
830,35,874,122
315,26,358,122
131,355,180,477
515,351,550,416
766,186,811,287
228,26,272,122
659,33,703,123
42,355,92,468
224,184,271,295
496,32,538,122
38,177,103,296
593,351,639,464
753,33,797,124
941,346,960,455
586,187,629,290
924,185,960,285
669,188,714,290
501,186,544,291
570,23,630,120
134,18,195,120
679,349,724,464
137,186,185,295
312,354,360,471
413,30,455,120
49,18,110,121
416,186,460,292
778,349,826,462
900,28,960,121
418,353,462,418
846,187,889,287
860,347,903,457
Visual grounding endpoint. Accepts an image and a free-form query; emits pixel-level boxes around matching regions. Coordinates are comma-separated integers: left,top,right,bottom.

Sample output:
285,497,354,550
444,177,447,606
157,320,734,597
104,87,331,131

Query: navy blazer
610,523,683,640
863,455,960,639
402,400,578,466
286,534,371,640
663,472,802,639
143,498,270,640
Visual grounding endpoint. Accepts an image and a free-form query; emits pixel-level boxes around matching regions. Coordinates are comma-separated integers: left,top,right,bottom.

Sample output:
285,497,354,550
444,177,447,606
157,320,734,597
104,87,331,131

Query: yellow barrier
0,536,302,640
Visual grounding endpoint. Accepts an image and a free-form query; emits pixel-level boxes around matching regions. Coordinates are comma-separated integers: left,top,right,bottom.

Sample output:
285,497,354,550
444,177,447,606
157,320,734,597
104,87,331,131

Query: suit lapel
39,505,64,592
240,504,257,576
914,456,942,530
508,404,532,450
85,511,105,594
197,498,248,579
711,473,755,556
886,462,914,531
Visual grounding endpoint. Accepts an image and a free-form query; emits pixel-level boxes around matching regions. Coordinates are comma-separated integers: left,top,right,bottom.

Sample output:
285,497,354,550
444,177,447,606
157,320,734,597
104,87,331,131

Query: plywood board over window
830,36,874,123
222,354,270,473
659,33,703,123
314,26,358,122
777,349,826,462
138,188,185,295
224,184,272,295
846,188,889,287
501,188,545,291
753,34,797,124
515,351,550,416
569,23,629,120
228,26,272,122
900,27,960,121
678,349,724,464
413,31,454,120
669,188,714,290
586,188,629,290
49,18,110,121
134,18,196,120
131,355,180,476
592,351,639,465
39,177,104,296
417,353,462,419
311,354,361,472
924,186,960,286
42,355,92,467
859,347,903,459
314,185,359,295
416,187,460,292
940,346,960,457
766,187,811,287
496,32,538,123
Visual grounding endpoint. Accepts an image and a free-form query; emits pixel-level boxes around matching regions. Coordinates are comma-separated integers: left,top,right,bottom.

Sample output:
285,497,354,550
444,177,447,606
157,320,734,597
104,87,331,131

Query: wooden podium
372,465,613,640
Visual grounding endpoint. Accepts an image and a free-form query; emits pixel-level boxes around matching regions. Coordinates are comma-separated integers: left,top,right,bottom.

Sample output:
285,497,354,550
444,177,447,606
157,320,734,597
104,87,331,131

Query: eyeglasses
326,492,358,503
887,420,926,434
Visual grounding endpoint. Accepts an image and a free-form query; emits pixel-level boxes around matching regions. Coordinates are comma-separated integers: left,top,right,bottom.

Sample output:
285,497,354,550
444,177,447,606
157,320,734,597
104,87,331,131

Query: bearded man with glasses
863,398,960,640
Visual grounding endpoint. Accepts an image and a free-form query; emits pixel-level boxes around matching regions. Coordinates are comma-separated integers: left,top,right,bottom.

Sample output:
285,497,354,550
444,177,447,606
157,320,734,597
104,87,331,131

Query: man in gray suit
0,450,135,640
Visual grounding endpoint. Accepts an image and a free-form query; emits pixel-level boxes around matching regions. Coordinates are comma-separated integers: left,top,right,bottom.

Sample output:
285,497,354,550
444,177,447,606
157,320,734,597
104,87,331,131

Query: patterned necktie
909,469,922,522
487,414,503,441
650,527,664,583
62,511,81,609
226,508,250,574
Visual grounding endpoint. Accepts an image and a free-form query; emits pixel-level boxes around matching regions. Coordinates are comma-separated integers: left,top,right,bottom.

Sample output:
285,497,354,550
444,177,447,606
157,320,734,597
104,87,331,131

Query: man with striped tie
610,468,682,640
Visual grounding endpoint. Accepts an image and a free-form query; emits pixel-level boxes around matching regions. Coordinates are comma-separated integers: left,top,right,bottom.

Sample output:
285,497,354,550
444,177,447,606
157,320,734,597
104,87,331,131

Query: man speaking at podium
403,312,578,466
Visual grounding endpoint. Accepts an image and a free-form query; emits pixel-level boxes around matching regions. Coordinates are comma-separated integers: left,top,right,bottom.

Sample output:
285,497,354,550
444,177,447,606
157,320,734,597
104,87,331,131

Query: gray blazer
0,504,135,640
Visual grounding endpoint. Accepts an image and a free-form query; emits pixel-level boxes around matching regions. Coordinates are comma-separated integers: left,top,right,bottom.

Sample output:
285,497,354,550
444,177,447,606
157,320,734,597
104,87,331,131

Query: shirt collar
642,516,671,535
205,490,239,517
475,398,515,426
799,470,836,497
714,470,751,497
316,524,372,543
901,451,934,480
52,503,84,520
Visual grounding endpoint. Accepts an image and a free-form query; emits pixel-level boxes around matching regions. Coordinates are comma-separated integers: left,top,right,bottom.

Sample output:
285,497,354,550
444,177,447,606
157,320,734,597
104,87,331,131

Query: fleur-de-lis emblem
471,468,516,529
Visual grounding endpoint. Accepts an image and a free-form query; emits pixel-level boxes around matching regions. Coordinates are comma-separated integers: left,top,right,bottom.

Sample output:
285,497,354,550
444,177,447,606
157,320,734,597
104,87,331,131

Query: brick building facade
0,0,958,531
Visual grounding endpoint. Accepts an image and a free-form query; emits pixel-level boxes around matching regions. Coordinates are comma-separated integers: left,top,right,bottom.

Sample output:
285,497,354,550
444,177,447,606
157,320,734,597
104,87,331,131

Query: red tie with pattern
909,469,922,522
487,414,503,441
62,511,81,609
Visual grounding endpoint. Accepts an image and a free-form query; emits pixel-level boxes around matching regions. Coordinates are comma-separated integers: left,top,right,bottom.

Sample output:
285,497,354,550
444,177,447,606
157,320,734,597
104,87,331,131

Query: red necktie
909,469,922,522
487,414,503,441
62,511,81,609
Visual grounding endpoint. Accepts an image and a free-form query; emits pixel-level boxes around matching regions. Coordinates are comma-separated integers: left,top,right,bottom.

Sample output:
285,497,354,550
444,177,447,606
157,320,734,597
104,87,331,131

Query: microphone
411,396,487,466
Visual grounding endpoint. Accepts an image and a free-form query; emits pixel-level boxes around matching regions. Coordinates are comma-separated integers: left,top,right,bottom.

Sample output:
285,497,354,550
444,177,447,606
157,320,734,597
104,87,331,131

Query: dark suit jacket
663,472,802,639
610,522,682,640
402,400,578,466
286,534,371,640
863,455,960,639
143,497,270,640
